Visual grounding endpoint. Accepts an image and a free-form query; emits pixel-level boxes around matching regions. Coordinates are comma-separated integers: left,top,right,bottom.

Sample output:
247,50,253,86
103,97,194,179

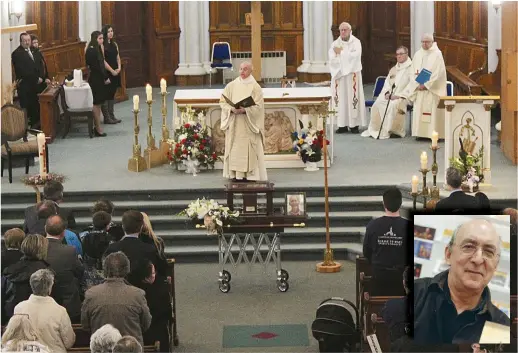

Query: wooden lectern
439,96,500,184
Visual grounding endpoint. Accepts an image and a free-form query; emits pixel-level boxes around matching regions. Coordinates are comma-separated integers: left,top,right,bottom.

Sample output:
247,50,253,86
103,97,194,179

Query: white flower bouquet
179,198,240,236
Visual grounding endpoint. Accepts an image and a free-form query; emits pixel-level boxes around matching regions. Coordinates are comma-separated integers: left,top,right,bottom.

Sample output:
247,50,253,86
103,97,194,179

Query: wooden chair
59,85,94,139
362,294,404,352
1,104,49,183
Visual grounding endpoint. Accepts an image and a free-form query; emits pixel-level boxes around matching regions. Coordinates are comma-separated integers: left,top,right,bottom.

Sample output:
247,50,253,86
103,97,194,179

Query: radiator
222,51,286,84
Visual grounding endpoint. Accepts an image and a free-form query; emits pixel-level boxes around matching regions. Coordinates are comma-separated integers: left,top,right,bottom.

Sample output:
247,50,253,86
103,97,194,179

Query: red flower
202,139,207,144
182,149,187,154
176,143,181,148
184,123,190,128
212,152,217,158
193,134,199,140
181,139,186,144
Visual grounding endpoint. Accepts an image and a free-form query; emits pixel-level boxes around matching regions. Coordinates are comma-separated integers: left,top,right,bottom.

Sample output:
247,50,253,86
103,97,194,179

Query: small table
63,83,93,110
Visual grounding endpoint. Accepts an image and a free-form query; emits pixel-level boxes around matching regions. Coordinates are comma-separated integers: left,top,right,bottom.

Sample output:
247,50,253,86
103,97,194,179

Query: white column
175,1,206,76
79,1,102,42
201,1,212,73
297,1,311,73
410,1,434,57
487,4,502,73
307,1,333,73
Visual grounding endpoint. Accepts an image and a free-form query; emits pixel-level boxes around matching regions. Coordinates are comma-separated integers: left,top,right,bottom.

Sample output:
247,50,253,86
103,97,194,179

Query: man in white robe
328,22,366,134
361,46,414,139
400,33,447,139
219,62,268,182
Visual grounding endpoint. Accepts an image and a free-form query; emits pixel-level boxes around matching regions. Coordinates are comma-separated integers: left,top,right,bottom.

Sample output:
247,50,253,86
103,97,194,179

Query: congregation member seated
1,228,25,271
414,218,510,344
134,260,172,352
85,198,125,242
435,168,479,212
13,269,75,352
80,211,113,290
81,252,152,347
45,215,84,323
104,210,167,285
381,266,410,345
2,234,49,322
140,212,167,261
24,180,76,234
475,192,491,211
0,313,50,352
362,187,409,295
112,336,143,353
89,324,122,353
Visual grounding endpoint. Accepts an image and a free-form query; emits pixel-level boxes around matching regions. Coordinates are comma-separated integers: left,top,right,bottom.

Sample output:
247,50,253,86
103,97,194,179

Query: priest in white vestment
328,22,366,134
361,46,413,139
400,33,447,139
219,62,268,182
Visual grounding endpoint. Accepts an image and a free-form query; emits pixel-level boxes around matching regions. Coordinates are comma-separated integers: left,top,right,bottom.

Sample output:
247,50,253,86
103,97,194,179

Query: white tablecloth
63,83,93,110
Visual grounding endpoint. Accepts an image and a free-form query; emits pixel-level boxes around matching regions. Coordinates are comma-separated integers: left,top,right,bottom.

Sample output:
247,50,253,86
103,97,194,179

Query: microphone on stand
377,83,396,140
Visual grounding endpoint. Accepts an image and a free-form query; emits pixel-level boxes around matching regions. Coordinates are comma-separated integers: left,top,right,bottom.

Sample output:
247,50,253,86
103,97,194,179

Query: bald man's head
45,215,66,238
339,22,352,41
239,61,253,79
421,33,434,50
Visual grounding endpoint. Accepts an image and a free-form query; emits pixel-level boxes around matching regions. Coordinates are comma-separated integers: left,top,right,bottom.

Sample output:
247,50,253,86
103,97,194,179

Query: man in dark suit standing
104,210,167,285
45,215,84,323
30,34,50,95
435,167,479,212
11,32,43,127
24,180,76,234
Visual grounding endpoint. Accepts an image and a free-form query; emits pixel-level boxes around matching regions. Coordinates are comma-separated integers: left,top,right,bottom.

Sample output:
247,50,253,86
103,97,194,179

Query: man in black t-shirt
362,187,410,296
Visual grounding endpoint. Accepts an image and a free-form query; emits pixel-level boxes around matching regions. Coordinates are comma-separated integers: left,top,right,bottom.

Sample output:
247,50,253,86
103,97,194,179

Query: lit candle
411,175,419,193
133,95,139,111
420,151,428,170
160,78,167,93
146,84,152,102
431,131,439,147
36,133,47,178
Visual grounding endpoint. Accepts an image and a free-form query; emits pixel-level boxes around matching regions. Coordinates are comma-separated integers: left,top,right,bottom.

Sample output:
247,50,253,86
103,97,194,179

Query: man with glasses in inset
399,33,447,140
414,218,510,344
361,46,414,139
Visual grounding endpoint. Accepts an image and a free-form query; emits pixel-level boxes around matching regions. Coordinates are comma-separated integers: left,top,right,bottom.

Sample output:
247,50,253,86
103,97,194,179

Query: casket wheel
277,280,289,292
219,281,231,293
222,270,231,282
280,269,289,281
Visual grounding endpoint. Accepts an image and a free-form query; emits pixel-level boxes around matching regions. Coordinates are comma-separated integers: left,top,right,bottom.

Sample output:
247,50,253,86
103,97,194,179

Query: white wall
487,4,502,73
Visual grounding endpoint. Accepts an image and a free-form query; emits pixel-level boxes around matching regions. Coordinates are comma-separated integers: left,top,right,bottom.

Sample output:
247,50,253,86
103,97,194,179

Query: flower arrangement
179,198,240,236
22,173,65,186
291,122,329,163
449,145,484,192
167,106,219,171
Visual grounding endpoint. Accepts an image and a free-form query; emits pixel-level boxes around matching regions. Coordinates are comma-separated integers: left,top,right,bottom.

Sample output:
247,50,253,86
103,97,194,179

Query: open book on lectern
222,94,256,109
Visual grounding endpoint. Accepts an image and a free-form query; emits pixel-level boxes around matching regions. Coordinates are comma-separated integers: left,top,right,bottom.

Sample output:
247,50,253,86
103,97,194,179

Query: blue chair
210,42,233,87
446,80,454,96
365,76,386,108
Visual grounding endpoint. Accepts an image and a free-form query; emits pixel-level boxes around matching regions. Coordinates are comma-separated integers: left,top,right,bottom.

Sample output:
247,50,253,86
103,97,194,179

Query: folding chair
365,76,386,109
210,42,233,87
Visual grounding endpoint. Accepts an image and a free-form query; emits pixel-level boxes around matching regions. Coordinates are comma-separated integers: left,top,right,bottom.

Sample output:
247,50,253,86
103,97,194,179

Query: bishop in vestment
219,62,268,182
361,46,413,139
328,22,366,134
400,34,447,139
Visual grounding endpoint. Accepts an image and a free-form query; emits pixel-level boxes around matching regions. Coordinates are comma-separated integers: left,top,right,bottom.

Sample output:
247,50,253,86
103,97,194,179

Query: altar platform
0,85,516,202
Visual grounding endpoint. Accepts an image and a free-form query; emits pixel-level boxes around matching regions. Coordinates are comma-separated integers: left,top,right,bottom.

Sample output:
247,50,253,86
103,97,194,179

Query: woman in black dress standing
101,24,122,124
85,30,109,137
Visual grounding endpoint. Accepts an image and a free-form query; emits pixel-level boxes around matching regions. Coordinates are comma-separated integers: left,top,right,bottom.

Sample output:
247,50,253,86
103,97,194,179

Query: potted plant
449,144,484,193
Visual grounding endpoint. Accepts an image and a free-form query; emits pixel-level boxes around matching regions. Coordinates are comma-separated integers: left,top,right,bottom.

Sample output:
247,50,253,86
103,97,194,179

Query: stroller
311,297,361,353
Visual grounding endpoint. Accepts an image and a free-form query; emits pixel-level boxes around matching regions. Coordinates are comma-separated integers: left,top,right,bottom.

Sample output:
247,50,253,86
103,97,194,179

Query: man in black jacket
30,34,50,95
414,218,510,344
11,32,42,127
435,168,480,212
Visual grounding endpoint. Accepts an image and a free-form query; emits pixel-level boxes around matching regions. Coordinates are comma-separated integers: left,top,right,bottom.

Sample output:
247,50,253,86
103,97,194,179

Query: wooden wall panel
434,1,488,44
209,1,303,77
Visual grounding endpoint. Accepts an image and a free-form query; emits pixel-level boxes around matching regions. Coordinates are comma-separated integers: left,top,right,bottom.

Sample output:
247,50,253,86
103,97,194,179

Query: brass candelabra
128,109,147,172
430,145,441,199
411,145,441,210
143,100,162,168
159,92,171,164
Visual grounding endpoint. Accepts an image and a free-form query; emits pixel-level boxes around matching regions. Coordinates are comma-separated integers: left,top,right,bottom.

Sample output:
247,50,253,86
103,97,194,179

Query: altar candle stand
159,81,170,164
430,145,441,200
143,95,162,168
128,97,147,172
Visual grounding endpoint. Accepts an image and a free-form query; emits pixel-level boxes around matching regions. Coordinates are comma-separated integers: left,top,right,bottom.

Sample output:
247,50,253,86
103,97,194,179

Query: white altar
439,96,499,184
173,87,334,169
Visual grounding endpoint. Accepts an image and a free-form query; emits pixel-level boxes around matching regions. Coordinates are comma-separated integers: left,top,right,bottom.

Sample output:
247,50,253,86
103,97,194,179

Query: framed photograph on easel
285,192,306,216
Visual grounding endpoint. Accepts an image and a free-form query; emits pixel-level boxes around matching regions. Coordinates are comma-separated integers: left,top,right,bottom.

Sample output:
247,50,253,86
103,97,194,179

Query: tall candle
420,151,428,170
411,175,419,193
36,133,47,178
160,78,167,93
133,95,139,111
431,131,439,147
146,84,152,102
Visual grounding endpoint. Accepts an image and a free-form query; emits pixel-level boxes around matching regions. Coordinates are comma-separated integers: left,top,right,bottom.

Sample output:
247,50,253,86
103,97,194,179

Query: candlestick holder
430,145,441,200
128,109,147,172
419,168,430,208
159,92,171,164
143,100,162,168
410,192,418,210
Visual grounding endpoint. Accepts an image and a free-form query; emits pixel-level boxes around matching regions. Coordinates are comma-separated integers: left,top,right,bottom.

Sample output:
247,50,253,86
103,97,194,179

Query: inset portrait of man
287,194,304,216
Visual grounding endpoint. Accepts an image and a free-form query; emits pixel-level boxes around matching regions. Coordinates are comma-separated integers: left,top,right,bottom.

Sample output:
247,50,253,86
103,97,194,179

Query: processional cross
246,2,264,83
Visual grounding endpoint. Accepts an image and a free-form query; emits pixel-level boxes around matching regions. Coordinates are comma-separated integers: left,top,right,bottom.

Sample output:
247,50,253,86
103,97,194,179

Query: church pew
446,66,483,96
469,49,501,96
167,258,179,347
356,256,372,333
362,294,404,353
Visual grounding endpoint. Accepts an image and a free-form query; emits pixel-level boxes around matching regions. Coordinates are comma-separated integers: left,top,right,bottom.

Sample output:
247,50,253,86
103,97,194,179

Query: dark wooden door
102,1,148,88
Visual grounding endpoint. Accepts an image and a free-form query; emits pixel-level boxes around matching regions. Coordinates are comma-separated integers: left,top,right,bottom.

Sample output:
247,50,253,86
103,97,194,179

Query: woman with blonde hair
139,212,166,260
2,234,50,320
1,314,49,352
